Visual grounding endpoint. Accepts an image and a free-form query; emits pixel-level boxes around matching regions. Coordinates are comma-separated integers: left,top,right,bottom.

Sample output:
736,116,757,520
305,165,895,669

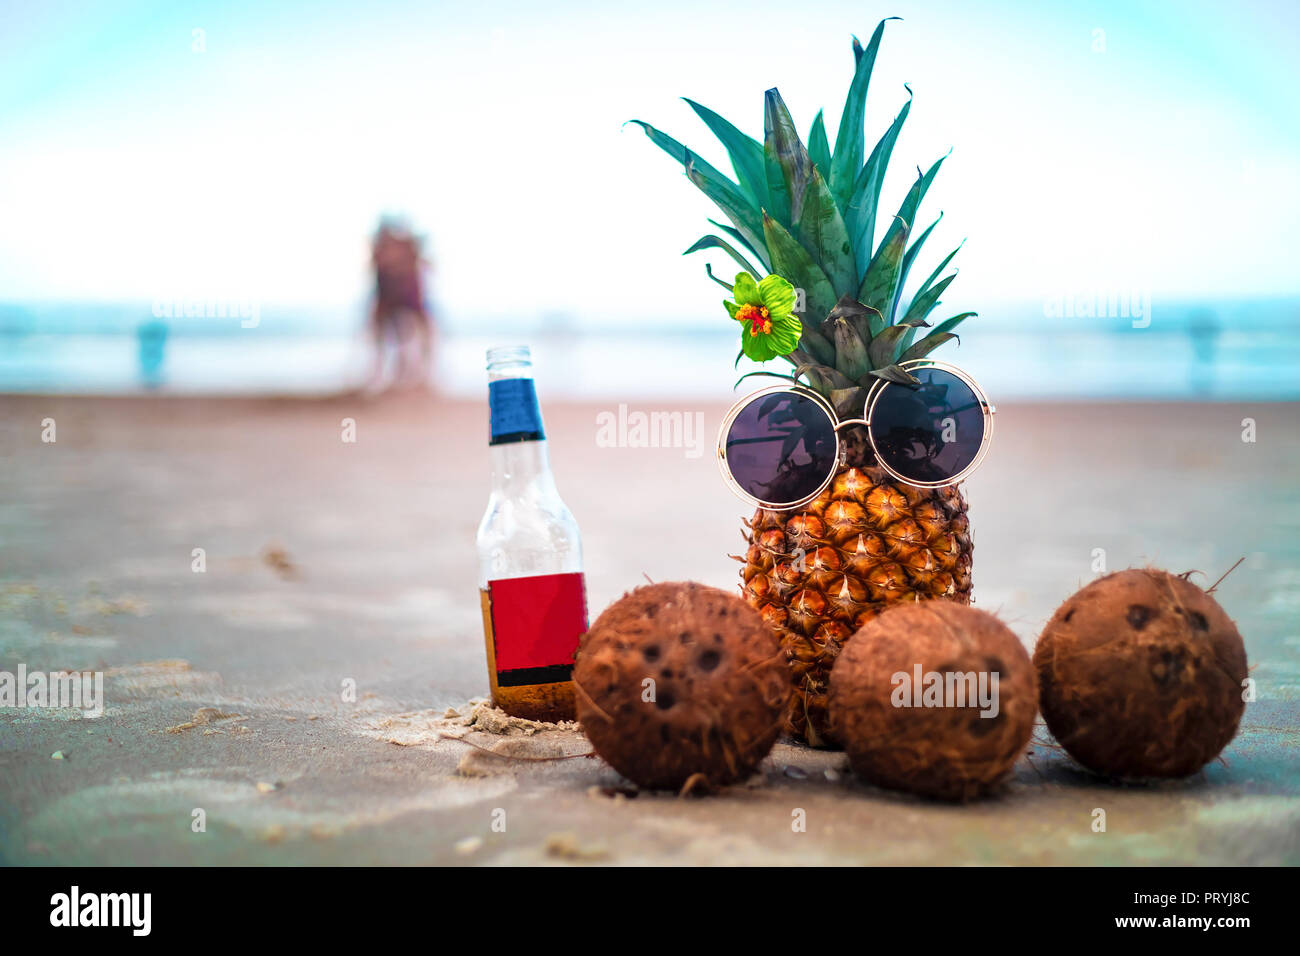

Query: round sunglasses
717,360,995,510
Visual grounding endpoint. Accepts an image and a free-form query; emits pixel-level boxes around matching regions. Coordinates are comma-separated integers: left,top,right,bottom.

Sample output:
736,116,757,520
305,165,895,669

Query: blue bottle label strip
488,378,545,445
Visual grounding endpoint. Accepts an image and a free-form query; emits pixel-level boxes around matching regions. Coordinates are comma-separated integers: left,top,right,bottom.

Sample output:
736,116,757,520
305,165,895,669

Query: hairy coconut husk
1034,568,1248,778
829,602,1036,801
573,581,788,791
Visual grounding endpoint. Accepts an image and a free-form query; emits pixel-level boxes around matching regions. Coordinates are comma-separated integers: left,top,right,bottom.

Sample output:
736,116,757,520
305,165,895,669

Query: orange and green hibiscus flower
724,272,802,362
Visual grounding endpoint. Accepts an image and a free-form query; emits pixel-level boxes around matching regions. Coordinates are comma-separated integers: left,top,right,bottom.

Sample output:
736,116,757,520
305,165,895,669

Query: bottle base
489,680,576,723
480,586,580,723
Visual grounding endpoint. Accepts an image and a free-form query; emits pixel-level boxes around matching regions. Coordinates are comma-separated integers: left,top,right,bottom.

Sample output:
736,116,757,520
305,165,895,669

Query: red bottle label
485,572,587,687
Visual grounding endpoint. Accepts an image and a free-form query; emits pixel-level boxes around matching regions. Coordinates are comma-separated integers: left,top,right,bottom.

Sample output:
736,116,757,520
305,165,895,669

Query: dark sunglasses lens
870,368,985,484
725,392,837,506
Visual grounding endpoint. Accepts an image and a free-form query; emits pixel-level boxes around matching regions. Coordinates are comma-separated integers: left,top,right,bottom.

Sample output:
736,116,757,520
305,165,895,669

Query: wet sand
0,391,1297,865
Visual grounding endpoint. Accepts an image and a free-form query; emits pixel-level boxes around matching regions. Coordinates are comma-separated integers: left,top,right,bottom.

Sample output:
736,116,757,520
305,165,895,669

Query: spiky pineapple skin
739,433,973,747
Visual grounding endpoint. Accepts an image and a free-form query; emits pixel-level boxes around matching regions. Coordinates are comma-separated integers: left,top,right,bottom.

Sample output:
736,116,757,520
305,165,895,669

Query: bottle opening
486,345,532,375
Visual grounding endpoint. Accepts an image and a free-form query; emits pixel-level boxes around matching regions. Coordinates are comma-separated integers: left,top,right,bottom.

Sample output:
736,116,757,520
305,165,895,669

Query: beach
1,391,1297,865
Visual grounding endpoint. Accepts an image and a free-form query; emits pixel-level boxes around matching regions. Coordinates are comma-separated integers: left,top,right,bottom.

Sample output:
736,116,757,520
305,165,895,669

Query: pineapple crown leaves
630,17,976,412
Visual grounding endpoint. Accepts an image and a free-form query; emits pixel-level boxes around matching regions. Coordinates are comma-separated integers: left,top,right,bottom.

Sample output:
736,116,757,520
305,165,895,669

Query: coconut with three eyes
1034,568,1248,778
574,582,788,791
829,601,1038,801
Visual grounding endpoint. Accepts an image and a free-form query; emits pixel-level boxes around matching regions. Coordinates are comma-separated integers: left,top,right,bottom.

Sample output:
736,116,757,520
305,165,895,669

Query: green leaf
915,240,964,294
684,235,760,280
830,387,868,419
808,109,831,176
630,118,767,258
733,370,800,390
869,364,921,386
846,88,911,276
825,293,879,323
857,154,947,324
895,313,934,357
893,306,934,353
867,324,911,370
683,98,768,209
708,219,770,272
823,293,881,347
706,263,734,291
898,211,942,308
794,327,836,367
829,317,870,380
887,153,948,319
762,212,837,332
930,311,975,338
763,88,813,227
906,240,965,319
896,154,947,243
795,167,857,299
858,215,908,324
898,331,959,362
829,18,899,212
787,349,827,390
681,150,766,262
901,271,957,327
792,362,854,389
789,347,816,368
631,120,759,232
898,311,971,356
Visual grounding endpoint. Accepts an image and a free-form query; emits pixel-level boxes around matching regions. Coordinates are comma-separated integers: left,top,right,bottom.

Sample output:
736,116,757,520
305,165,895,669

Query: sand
0,391,1297,865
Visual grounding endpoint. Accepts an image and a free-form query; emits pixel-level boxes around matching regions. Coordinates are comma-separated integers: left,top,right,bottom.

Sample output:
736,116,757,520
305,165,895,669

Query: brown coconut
573,581,788,791
1034,568,1247,778
829,602,1037,801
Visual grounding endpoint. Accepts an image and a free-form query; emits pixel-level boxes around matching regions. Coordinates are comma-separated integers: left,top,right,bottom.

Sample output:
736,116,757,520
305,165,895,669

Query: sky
1,0,1298,328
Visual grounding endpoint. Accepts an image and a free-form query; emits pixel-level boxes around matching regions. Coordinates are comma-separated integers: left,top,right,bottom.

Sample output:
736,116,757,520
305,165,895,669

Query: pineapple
633,19,977,745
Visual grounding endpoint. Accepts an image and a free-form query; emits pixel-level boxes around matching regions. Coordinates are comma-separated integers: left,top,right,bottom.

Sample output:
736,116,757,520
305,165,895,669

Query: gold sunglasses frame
716,359,996,511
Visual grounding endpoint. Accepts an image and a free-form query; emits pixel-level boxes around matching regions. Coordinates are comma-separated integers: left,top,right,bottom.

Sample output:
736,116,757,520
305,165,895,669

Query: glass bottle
475,346,586,721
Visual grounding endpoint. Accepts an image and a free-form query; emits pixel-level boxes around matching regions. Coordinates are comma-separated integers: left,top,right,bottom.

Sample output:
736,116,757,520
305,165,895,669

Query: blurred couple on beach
367,216,435,392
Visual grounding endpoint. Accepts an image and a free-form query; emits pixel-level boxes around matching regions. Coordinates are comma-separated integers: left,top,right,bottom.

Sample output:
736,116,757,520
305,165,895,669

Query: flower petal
757,273,796,318
741,327,779,362
767,315,803,356
733,272,761,306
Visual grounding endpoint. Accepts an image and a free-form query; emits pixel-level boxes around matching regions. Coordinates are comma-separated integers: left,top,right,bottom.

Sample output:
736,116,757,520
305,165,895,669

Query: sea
0,298,1296,401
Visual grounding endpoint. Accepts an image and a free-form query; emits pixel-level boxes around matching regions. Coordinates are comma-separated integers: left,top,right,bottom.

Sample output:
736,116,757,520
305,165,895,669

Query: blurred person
1187,308,1220,395
367,217,434,391
136,319,168,389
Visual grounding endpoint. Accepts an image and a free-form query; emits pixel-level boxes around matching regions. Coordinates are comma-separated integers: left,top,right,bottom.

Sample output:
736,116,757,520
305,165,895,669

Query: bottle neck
487,370,557,495
488,438,558,495
488,375,546,446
